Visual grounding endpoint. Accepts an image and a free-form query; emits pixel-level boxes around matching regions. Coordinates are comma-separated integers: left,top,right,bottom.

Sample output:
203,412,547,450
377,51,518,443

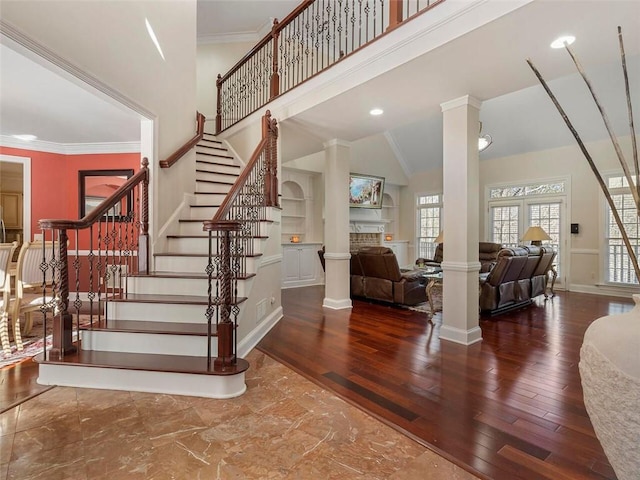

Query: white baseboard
569,283,640,299
237,306,283,358
439,325,483,346
322,297,353,309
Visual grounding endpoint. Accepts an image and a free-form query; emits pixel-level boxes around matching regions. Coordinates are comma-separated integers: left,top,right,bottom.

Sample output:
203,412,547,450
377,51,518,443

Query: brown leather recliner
479,247,529,313
352,246,427,306
479,245,556,314
416,241,501,273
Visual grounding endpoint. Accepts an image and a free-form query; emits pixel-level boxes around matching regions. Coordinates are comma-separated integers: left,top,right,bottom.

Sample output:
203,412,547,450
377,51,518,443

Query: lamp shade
521,226,551,245
434,231,444,244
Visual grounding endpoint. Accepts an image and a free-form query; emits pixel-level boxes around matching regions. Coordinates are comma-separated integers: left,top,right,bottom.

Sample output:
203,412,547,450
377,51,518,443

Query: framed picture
349,173,385,209
79,169,134,220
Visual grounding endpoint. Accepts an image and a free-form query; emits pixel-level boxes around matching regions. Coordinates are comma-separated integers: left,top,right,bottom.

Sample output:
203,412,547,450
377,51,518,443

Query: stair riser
37,364,247,399
155,255,260,273
193,193,228,205
188,206,219,219
107,301,210,322
81,330,217,357
196,153,235,165
178,221,269,236
196,171,239,184
166,237,262,254
127,275,248,296
196,182,233,194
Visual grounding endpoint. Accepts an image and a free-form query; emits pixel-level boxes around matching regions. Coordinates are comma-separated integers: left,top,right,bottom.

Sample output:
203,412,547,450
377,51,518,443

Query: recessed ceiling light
12,134,37,141
369,108,384,116
550,35,575,49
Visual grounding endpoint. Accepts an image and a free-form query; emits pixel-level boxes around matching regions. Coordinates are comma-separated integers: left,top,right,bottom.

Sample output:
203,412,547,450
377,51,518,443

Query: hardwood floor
258,287,630,480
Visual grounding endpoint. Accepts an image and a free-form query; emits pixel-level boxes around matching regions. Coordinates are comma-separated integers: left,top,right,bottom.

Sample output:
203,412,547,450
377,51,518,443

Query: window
605,175,639,284
487,179,567,279
416,194,442,260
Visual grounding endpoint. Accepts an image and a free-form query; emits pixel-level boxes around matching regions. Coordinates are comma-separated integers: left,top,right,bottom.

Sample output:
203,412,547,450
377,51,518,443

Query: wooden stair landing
38,349,249,376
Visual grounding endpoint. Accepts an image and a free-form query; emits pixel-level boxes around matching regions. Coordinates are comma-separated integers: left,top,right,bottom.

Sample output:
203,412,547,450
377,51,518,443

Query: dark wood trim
159,112,206,169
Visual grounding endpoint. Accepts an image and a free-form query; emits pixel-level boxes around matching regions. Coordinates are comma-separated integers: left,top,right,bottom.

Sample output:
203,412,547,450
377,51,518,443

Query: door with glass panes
489,199,564,287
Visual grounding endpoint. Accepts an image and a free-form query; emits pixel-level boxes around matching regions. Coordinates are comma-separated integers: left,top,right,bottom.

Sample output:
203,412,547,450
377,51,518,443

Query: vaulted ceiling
1,0,639,175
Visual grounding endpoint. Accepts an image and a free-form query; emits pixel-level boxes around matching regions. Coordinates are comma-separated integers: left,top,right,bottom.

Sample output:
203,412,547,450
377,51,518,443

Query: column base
439,325,482,346
322,298,352,310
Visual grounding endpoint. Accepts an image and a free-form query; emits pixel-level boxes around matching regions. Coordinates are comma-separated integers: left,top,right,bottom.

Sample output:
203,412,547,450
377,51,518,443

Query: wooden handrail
216,0,446,133
217,1,314,85
159,112,206,168
204,112,277,230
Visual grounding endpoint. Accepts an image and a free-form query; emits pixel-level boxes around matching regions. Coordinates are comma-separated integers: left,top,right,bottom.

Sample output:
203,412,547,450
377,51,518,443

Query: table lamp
434,231,444,244
521,226,551,246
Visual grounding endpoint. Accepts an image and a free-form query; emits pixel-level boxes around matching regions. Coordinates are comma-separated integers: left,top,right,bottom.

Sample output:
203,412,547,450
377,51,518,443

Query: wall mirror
79,169,134,220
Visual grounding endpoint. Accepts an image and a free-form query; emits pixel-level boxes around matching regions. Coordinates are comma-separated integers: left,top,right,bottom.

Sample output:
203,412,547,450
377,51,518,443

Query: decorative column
439,95,482,345
323,139,352,309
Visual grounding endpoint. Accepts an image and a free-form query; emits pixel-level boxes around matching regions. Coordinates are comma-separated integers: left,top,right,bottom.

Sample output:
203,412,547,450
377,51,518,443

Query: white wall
1,1,198,243
197,41,256,119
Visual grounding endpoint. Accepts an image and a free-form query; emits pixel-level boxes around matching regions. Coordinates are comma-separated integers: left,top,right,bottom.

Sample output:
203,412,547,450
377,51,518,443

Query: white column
439,95,482,345
323,139,352,309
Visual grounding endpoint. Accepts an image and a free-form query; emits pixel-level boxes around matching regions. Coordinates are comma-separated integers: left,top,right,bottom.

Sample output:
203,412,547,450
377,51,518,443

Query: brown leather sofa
479,245,556,315
350,246,427,306
417,241,502,273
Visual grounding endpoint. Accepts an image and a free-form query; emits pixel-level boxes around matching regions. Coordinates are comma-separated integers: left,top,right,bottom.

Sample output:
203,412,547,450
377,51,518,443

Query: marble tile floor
0,351,479,480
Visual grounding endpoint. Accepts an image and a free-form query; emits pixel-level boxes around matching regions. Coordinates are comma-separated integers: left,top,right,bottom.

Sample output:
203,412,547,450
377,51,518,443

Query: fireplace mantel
349,219,389,233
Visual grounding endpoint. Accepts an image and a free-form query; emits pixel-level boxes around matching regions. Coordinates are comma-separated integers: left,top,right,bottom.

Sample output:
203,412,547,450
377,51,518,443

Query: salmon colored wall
0,146,139,244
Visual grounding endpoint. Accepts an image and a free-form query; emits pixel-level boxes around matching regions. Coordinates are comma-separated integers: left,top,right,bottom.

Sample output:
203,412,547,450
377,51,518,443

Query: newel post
270,19,280,99
263,111,279,207
210,221,241,369
50,229,75,359
388,0,403,30
138,157,149,274
216,74,222,133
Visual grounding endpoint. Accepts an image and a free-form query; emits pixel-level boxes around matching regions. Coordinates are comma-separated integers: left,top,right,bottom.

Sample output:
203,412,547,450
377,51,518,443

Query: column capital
440,95,482,112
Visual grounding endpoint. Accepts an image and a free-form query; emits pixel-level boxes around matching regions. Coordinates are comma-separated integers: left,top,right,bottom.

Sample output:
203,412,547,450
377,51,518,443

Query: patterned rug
1,313,90,369
405,287,442,315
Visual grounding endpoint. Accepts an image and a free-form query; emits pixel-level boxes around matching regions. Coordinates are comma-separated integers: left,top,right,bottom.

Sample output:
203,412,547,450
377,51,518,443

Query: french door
489,198,565,284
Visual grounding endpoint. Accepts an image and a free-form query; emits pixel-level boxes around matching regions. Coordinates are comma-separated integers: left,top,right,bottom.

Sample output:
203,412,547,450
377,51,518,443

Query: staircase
36,132,276,399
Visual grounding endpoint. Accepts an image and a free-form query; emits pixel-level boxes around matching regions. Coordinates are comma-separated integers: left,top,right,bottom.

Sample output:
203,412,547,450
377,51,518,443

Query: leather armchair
352,246,427,306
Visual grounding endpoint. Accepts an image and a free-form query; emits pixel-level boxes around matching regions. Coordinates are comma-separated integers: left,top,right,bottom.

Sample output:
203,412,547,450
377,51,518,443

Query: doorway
0,154,31,257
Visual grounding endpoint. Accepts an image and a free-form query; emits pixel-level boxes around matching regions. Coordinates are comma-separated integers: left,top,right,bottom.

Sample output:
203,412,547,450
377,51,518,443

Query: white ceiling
1,0,639,174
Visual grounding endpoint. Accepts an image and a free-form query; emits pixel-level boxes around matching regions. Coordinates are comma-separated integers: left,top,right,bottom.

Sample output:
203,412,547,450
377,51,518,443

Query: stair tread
197,144,227,151
38,349,249,376
196,152,234,159
196,169,239,177
167,234,267,239
196,179,236,185
154,252,262,258
110,293,247,304
178,218,273,223
196,160,239,168
130,271,256,280
82,319,217,336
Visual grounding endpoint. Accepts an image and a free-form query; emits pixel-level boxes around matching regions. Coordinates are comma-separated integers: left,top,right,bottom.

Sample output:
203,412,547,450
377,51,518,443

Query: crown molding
197,31,259,45
0,135,140,155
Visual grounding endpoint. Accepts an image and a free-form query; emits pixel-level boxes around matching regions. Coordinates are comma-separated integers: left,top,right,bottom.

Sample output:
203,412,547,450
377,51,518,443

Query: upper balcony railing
216,0,445,132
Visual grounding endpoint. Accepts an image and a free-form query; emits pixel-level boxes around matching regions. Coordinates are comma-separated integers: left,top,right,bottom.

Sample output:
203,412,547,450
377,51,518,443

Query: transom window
416,193,442,260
